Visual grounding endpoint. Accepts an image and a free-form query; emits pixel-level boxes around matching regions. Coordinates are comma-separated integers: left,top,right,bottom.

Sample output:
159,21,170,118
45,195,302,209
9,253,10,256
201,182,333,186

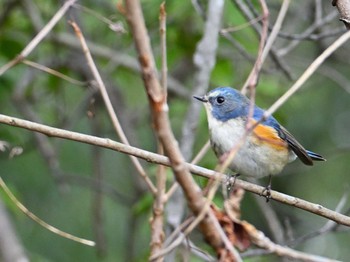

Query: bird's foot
226,173,240,193
261,184,271,202
260,175,272,202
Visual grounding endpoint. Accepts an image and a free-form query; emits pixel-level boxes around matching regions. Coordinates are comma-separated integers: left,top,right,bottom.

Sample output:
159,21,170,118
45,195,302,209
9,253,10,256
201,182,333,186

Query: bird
194,87,325,199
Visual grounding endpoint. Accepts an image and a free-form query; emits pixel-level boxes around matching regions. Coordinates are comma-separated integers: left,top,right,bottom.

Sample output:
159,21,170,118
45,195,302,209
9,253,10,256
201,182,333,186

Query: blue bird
194,87,325,198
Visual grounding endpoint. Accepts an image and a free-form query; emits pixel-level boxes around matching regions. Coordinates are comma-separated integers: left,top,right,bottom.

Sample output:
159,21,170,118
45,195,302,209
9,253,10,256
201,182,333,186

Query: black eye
216,96,225,104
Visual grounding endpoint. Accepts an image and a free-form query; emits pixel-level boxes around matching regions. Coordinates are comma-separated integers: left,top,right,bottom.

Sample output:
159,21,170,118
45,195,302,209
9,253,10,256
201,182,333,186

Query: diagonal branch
69,20,156,194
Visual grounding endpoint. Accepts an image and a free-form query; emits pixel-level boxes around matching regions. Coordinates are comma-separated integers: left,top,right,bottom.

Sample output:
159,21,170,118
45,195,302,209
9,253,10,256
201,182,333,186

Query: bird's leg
226,173,240,193
261,175,272,202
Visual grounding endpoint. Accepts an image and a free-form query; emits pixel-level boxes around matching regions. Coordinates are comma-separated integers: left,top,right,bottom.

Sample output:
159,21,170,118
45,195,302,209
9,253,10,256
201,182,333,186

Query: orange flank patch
252,123,287,150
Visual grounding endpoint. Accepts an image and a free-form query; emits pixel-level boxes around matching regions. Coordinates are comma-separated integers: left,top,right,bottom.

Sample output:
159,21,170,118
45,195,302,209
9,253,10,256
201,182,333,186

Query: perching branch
1,113,350,227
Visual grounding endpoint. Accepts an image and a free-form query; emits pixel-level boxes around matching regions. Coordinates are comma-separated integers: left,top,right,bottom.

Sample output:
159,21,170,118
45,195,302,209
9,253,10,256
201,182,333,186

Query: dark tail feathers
306,150,326,162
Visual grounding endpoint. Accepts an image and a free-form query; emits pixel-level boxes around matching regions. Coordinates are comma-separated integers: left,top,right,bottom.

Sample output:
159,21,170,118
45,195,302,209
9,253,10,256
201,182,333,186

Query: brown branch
123,0,238,259
1,114,350,227
332,0,350,30
241,0,269,94
150,4,167,260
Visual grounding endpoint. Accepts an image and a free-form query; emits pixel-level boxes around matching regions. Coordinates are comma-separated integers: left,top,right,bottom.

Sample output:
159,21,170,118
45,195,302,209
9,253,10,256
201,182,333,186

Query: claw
261,184,271,202
261,175,272,202
226,174,240,192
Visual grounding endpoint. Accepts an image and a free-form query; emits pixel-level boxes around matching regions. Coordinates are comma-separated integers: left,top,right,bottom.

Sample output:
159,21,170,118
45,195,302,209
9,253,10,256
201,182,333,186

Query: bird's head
194,87,249,122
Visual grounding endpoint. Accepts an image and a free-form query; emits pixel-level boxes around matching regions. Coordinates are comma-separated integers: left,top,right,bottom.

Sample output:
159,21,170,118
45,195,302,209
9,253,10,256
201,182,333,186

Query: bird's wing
252,123,288,151
278,126,313,166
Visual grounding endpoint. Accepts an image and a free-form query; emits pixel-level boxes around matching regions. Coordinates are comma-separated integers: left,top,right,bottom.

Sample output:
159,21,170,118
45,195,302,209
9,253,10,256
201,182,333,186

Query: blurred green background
1,0,350,261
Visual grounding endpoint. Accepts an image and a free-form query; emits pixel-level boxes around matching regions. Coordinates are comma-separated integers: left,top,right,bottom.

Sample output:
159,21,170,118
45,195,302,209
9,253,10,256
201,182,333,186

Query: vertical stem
150,3,167,260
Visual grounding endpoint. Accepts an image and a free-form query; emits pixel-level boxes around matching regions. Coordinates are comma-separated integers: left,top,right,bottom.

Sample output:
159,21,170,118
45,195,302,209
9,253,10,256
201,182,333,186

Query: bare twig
241,0,269,94
0,177,95,246
277,10,339,56
52,32,190,99
244,220,340,262
69,20,157,194
74,4,126,33
264,30,350,118
231,0,293,80
22,59,86,86
290,190,349,246
12,69,64,183
1,114,350,226
0,0,77,76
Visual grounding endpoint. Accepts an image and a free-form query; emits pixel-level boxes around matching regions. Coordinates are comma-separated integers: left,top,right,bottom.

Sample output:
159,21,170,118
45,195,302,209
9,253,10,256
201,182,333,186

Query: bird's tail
306,150,326,161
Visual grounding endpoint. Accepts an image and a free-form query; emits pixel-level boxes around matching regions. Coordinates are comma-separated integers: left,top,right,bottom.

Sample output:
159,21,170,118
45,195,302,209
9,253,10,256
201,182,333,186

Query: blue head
194,86,280,128
194,87,250,122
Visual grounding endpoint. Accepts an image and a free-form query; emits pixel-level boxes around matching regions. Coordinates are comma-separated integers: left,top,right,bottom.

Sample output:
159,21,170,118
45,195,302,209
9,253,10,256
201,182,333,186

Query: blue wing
253,106,325,165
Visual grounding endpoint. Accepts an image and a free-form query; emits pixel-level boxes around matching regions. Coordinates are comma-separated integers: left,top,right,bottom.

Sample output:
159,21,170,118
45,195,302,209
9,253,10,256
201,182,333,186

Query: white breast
206,112,294,178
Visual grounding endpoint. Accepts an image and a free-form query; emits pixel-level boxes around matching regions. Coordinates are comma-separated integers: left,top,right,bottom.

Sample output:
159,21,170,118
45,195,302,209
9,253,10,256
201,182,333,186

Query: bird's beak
193,95,208,103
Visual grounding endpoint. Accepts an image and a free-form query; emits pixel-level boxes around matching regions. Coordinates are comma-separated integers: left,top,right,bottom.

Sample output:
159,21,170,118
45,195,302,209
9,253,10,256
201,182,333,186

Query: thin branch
241,0,269,94
52,32,190,99
22,59,86,86
264,30,350,118
244,220,340,262
12,69,64,183
231,0,294,80
261,0,290,66
1,114,350,226
164,141,210,202
277,10,339,56
69,20,157,194
0,0,77,76
0,177,95,246
289,190,349,246
73,3,126,33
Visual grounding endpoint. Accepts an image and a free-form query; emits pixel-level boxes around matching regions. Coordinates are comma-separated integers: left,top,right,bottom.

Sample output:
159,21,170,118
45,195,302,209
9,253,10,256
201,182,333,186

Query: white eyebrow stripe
208,90,221,97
